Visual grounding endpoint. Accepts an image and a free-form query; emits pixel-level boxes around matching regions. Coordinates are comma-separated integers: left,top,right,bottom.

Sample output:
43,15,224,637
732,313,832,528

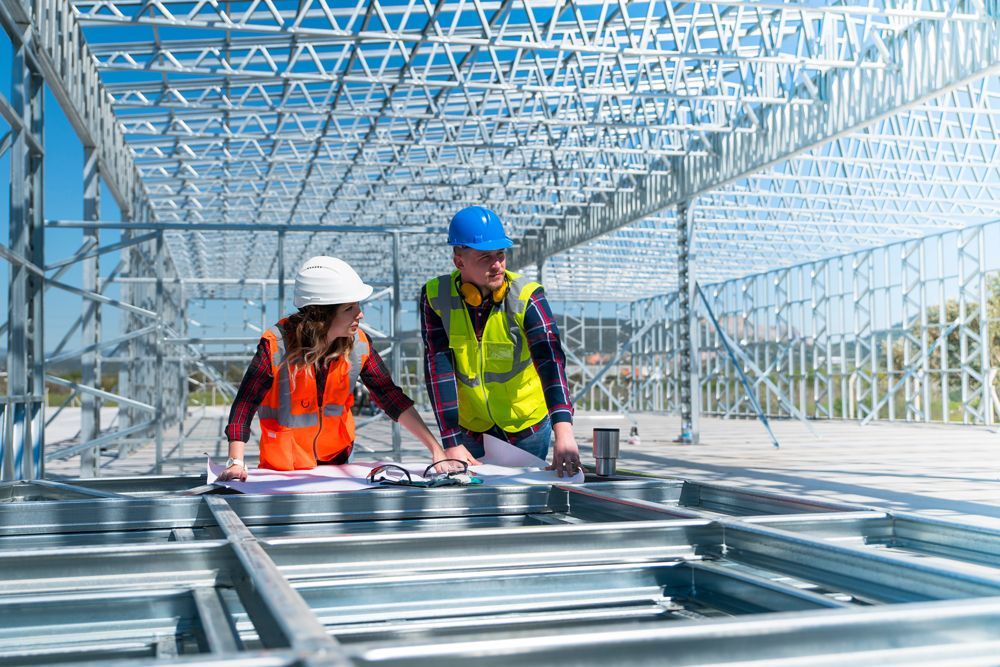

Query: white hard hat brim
293,281,374,308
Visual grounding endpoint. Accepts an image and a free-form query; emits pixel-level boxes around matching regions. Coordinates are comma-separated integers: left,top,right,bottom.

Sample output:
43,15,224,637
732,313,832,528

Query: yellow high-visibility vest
425,270,548,433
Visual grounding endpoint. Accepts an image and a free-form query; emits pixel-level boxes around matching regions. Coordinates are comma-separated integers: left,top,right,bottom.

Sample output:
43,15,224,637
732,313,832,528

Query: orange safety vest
256,320,371,470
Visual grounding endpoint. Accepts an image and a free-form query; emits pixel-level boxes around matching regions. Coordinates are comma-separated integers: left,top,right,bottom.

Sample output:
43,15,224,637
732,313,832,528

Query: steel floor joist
1,476,999,666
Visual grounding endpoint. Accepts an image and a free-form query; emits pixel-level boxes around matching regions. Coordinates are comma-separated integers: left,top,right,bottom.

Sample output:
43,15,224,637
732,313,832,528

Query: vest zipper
477,319,499,428
312,370,324,463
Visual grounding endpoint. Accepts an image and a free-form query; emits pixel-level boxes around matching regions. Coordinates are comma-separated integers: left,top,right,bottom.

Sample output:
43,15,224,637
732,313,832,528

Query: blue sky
1,76,127,353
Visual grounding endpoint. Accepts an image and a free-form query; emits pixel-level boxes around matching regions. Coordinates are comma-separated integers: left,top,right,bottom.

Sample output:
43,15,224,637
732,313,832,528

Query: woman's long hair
281,305,354,380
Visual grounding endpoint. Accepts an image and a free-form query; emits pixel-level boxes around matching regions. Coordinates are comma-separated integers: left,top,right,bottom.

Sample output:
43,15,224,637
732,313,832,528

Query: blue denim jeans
465,417,552,461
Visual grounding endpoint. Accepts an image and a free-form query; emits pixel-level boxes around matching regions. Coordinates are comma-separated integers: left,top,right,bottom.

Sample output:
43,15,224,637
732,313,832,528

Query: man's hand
440,445,482,469
547,422,582,478
216,464,248,482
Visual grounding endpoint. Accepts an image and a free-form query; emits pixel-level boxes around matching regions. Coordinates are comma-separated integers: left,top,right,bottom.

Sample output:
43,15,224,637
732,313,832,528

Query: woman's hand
219,443,248,482
216,463,248,482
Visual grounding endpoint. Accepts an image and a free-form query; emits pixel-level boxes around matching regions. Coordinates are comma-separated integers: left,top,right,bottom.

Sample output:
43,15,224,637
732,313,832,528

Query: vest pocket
259,428,297,471
506,374,546,423
483,339,515,371
316,412,353,463
449,335,479,386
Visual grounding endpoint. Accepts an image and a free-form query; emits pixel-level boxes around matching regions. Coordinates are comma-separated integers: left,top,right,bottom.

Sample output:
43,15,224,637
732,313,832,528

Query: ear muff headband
459,279,508,306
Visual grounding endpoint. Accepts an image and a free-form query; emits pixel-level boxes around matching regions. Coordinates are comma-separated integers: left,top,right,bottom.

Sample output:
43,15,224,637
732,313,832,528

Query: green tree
893,273,1000,390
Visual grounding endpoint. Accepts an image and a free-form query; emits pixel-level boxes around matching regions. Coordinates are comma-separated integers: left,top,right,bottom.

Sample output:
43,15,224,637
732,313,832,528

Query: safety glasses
366,464,412,485
366,459,482,488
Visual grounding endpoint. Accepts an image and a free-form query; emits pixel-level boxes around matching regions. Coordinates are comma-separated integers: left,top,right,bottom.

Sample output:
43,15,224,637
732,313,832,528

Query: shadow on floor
620,451,1000,519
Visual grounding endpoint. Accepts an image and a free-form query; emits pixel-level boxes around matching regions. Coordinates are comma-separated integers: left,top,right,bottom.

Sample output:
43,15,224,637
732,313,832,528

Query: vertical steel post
80,147,101,477
852,251,875,421
957,226,988,425
676,201,699,444
3,44,45,481
937,238,949,422
810,260,831,419
390,231,402,461
176,283,188,461
260,282,267,336
276,230,286,316
154,231,165,474
901,239,927,422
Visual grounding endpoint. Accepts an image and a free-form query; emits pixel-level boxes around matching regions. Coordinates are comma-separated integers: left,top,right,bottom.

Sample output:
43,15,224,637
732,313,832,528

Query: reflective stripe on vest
427,282,481,389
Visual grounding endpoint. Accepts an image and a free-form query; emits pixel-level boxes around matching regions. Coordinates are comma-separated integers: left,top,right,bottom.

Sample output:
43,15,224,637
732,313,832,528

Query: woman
217,256,463,481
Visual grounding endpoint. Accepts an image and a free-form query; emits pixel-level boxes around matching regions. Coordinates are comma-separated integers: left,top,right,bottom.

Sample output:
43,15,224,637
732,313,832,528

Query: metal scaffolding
0,1,998,471
627,220,999,427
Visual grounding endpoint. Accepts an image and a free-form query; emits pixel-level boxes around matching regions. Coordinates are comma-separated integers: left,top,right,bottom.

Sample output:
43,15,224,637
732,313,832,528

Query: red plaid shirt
225,337,413,443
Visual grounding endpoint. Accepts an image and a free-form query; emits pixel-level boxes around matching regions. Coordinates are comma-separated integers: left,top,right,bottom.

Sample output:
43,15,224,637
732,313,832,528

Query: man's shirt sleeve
522,286,574,425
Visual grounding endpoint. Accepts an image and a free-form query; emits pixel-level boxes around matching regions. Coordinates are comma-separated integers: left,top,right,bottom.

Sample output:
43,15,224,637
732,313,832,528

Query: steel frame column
852,251,876,421
936,238,951,423
390,231,402,461
676,201,699,444
957,226,989,425
3,41,45,481
740,281,757,418
154,231,165,474
810,260,832,419
80,147,101,477
900,240,929,422
276,229,285,315
882,250,896,422
773,268,793,417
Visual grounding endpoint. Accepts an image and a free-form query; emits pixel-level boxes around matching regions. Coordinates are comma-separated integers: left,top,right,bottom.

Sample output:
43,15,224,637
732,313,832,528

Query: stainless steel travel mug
592,428,620,477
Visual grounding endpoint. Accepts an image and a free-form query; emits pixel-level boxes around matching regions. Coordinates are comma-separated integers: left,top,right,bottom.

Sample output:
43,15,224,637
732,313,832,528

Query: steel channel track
0,477,998,665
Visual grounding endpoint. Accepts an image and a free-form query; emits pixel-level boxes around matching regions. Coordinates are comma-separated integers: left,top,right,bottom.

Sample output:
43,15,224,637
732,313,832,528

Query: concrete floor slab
44,408,1000,527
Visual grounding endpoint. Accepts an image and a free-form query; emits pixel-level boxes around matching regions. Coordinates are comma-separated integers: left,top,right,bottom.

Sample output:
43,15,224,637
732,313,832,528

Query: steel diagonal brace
204,496,349,665
697,284,782,448
859,316,963,427
0,239,158,319
571,316,661,417
697,283,816,439
44,419,156,462
563,346,635,421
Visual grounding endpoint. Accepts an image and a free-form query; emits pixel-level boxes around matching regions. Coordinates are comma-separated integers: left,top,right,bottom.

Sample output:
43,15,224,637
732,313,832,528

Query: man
421,206,583,477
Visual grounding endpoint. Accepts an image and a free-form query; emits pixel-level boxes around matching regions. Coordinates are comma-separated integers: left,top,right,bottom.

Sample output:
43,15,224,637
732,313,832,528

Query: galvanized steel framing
629,220,1000,426
0,476,999,664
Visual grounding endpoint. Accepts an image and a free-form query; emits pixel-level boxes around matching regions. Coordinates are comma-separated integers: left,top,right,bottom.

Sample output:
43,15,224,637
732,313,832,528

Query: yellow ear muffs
460,279,508,307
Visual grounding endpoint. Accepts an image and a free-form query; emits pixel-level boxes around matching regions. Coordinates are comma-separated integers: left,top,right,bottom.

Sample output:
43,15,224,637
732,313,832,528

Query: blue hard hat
447,206,514,250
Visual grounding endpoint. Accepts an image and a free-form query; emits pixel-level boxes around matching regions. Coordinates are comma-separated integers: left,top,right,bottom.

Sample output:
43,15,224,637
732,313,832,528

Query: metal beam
80,147,101,477
0,0,143,216
676,201,699,445
511,12,1000,269
3,39,45,481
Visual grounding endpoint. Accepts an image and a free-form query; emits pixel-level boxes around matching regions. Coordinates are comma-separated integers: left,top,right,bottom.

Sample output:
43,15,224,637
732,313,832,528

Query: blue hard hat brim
452,237,514,251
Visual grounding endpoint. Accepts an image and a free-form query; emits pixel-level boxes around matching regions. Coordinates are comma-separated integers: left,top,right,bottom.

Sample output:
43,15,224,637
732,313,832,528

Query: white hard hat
293,256,374,309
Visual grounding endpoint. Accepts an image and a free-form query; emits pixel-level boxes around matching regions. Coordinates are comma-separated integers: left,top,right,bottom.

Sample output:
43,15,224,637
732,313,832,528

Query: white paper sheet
206,433,582,494
476,433,585,485
206,458,380,494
